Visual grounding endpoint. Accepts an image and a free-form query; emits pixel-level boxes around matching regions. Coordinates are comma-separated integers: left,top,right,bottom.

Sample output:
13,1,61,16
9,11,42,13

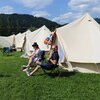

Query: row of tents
0,25,51,53
1,13,100,73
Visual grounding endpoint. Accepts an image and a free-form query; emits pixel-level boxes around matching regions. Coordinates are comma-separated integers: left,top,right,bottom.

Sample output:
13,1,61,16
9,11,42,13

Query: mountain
0,14,61,36
95,18,100,24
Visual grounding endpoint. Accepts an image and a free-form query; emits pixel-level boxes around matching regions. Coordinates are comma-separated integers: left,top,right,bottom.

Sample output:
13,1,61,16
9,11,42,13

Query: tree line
0,14,61,36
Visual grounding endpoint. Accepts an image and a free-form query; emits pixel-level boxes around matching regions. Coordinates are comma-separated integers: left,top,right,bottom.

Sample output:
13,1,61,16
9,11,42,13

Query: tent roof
56,13,100,63
26,25,52,51
15,33,25,48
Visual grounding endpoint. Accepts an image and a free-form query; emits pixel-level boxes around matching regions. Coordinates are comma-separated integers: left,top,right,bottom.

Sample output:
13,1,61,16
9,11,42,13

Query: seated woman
22,42,41,71
26,45,59,76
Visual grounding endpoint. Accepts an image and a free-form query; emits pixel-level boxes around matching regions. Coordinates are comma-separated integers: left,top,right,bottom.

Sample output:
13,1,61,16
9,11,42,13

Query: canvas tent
15,33,23,49
56,13,100,73
6,34,15,46
15,30,30,50
0,34,15,48
21,25,52,57
0,37,11,48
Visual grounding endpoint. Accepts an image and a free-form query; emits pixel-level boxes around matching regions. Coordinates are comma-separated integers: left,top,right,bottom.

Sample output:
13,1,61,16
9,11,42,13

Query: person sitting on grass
22,42,41,71
26,45,59,76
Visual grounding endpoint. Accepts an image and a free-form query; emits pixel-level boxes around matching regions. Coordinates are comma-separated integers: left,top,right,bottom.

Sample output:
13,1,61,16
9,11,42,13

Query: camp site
0,0,100,100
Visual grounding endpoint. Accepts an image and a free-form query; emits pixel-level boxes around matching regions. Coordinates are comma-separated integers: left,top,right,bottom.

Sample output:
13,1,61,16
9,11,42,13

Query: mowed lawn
0,51,100,100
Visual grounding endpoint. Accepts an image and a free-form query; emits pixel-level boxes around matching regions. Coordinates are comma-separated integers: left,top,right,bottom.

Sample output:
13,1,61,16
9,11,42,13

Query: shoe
25,70,30,76
22,65,26,67
22,65,27,68
23,67,28,72
21,65,26,70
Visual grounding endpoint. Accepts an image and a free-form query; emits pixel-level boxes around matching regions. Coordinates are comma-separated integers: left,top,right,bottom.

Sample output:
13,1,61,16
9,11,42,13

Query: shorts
32,57,39,63
41,62,57,70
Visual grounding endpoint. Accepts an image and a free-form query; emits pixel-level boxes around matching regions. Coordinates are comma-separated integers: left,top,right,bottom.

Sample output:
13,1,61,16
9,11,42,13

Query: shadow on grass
39,71,77,78
0,74,11,78
2,54,13,56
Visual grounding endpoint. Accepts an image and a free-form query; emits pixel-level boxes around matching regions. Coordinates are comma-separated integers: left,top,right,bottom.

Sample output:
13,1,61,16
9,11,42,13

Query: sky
0,0,100,24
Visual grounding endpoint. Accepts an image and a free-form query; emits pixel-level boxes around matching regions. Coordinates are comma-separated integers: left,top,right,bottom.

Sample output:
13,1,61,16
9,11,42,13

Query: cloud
52,12,73,24
68,0,100,13
0,6,14,14
52,11,92,24
14,0,53,9
53,0,100,24
68,0,91,10
32,10,50,17
92,7,100,14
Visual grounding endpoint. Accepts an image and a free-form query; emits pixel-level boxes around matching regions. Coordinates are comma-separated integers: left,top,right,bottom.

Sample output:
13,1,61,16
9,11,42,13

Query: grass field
0,51,100,100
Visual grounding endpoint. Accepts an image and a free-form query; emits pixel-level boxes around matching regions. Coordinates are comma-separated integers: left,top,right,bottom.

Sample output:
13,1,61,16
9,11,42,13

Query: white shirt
31,48,40,57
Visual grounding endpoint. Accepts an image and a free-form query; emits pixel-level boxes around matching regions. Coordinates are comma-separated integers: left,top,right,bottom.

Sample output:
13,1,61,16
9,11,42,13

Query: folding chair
42,64,61,75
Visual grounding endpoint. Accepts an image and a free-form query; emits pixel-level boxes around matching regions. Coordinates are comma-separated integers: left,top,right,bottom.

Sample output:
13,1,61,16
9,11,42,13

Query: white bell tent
21,25,52,57
0,37,11,48
0,34,15,48
56,13,100,73
15,30,31,51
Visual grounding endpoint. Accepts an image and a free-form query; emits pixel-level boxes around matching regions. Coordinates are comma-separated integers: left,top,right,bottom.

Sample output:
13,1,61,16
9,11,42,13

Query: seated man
22,42,41,71
26,45,59,76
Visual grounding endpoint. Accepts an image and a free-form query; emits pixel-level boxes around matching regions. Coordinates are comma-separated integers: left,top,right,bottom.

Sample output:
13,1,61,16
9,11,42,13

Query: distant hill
95,18,100,24
0,14,61,36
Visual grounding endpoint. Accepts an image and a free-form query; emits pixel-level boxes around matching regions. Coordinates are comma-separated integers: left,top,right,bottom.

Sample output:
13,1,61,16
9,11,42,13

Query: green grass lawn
0,51,100,100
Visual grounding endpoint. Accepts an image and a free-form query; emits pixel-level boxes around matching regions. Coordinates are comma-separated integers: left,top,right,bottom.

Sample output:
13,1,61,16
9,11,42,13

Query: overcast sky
0,0,100,24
